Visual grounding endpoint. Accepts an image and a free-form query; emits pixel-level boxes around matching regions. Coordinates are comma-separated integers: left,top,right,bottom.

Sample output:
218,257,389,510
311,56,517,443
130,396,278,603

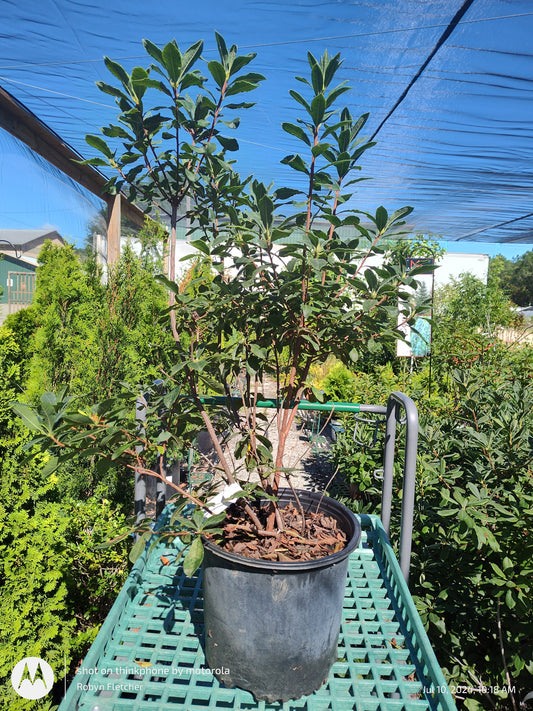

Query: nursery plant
13,35,430,702
15,34,428,567
330,419,384,510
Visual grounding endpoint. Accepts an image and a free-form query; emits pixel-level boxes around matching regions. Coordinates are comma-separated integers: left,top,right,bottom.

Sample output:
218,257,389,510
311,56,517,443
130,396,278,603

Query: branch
497,600,518,711
126,463,209,510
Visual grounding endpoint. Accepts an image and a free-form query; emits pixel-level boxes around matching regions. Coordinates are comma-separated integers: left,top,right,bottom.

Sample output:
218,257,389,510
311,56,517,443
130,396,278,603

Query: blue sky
0,131,104,244
1,0,533,261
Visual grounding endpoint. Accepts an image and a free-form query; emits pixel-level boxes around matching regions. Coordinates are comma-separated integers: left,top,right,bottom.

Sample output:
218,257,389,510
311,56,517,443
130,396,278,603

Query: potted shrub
14,36,428,702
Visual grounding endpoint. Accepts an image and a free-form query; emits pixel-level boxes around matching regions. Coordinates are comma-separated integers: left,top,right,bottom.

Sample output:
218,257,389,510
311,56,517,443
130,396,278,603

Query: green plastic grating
59,514,456,711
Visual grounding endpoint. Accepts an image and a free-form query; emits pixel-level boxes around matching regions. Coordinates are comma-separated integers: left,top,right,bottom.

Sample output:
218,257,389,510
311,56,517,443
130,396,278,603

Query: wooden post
107,195,121,264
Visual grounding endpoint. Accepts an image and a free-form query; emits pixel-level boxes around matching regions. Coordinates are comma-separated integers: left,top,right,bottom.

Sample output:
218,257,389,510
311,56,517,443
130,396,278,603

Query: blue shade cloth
1,0,533,244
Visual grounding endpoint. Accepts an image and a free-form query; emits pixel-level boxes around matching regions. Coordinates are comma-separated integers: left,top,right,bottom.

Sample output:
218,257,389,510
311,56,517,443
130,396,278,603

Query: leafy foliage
489,250,533,307
0,327,23,443
430,273,519,383
411,360,533,708
321,302,533,709
0,439,129,708
1,307,38,381
25,240,98,400
330,422,384,513
80,32,265,289
317,360,359,402
2,33,532,711
0,236,170,701
14,40,430,582
62,493,130,628
435,272,517,338
384,234,446,263
156,48,428,503
25,240,173,405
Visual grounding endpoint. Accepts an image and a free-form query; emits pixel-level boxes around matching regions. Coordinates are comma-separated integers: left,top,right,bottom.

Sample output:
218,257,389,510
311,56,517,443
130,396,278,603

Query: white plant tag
205,482,244,518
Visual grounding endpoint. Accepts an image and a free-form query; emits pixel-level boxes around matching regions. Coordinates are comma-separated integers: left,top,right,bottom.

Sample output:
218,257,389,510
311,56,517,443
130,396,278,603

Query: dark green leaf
228,53,256,76
40,456,59,477
11,403,42,432
215,32,228,61
180,71,204,91
389,205,414,224
325,83,350,108
183,536,204,577
202,512,228,528
310,93,326,125
225,102,256,110
131,66,149,101
129,532,151,564
274,187,302,200
311,142,331,158
143,38,164,64
324,52,343,87
181,40,204,76
216,135,239,151
162,41,182,83
236,72,265,85
289,90,311,113
225,80,258,96
86,134,114,159
102,125,132,139
281,122,310,146
95,81,129,101
280,154,308,174
190,239,210,255
375,206,388,232
208,61,226,88
104,56,132,90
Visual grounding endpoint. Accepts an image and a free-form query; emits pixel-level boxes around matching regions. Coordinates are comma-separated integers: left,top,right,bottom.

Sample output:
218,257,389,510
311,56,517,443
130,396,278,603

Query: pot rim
202,488,361,571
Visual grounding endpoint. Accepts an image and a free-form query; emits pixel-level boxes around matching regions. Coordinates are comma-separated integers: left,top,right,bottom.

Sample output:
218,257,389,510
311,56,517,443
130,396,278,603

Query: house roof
0,228,64,249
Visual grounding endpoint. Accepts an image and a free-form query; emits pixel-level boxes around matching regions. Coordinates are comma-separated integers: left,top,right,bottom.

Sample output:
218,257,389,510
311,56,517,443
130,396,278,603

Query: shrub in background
409,359,533,710
0,452,129,708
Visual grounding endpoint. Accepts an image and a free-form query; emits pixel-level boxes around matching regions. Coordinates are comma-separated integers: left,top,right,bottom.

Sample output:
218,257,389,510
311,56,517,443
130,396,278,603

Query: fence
7,270,35,313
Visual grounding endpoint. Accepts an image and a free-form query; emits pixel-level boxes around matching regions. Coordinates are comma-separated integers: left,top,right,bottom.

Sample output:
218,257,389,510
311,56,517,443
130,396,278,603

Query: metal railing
381,392,419,583
135,391,419,584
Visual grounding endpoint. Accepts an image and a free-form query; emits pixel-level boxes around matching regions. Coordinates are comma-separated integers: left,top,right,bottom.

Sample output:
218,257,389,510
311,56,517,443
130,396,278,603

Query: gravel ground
146,390,347,514
239,378,344,493
146,419,343,518
184,408,344,495
260,410,339,492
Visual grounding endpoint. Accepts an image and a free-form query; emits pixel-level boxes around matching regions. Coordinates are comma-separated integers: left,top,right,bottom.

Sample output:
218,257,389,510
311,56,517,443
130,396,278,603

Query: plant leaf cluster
329,335,533,709
13,38,431,577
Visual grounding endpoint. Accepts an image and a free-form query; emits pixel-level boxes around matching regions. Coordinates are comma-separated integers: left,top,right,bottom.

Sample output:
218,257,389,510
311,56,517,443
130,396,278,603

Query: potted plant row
14,35,428,702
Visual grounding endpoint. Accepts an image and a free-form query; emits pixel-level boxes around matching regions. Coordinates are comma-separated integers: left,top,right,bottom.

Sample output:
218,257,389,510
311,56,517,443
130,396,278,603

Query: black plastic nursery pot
202,488,361,702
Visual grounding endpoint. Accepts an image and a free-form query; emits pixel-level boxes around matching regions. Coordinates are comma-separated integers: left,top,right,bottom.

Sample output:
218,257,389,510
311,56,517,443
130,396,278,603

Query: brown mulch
204,499,347,562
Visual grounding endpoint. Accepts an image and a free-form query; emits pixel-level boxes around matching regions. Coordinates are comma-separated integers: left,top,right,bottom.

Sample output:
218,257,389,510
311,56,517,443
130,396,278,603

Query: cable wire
0,10,532,70
369,0,477,141
0,76,114,108
456,211,533,241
